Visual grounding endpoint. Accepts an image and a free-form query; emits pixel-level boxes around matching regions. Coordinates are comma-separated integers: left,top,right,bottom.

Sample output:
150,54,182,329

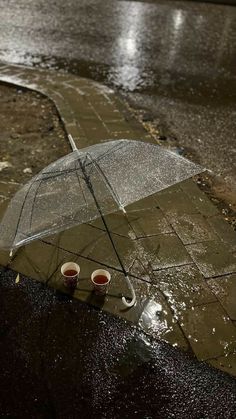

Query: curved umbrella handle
122,275,136,308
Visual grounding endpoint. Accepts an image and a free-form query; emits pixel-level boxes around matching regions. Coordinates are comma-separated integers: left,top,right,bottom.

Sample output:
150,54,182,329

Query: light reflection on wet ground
0,0,235,193
0,65,235,374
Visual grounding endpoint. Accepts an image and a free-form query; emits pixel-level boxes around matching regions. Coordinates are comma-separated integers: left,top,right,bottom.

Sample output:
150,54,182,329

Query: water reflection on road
0,0,235,190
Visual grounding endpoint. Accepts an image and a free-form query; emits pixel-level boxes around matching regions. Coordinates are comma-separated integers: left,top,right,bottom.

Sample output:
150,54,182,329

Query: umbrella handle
68,134,78,151
122,276,136,308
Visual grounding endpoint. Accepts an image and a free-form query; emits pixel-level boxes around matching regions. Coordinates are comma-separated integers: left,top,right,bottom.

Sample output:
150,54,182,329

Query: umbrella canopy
0,139,203,251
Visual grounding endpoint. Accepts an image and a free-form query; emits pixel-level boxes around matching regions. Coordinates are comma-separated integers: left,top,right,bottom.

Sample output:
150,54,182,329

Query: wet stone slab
153,264,216,316
125,194,159,212
85,233,147,277
138,287,189,351
207,274,236,321
138,234,192,271
179,302,236,360
155,190,198,216
208,215,236,250
180,179,219,217
186,241,236,278
170,213,218,245
128,208,173,238
44,224,107,258
88,212,136,238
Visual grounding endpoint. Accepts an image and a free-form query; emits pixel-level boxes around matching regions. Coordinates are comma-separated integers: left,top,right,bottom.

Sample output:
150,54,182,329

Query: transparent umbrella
0,135,204,306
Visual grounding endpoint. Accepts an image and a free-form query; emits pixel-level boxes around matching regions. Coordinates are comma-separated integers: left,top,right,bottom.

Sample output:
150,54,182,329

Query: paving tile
129,258,153,282
207,274,236,320
208,215,236,250
180,179,219,216
207,353,236,378
46,92,75,122
60,86,93,116
170,213,218,245
138,234,192,271
179,302,236,360
85,233,138,272
105,120,136,134
138,287,189,350
91,102,125,122
86,92,115,105
125,194,158,212
128,208,173,238
191,196,219,217
111,131,138,140
79,119,109,141
65,122,87,145
8,241,65,284
44,224,106,258
160,184,183,194
186,241,236,278
156,190,198,216
88,212,136,238
153,264,216,315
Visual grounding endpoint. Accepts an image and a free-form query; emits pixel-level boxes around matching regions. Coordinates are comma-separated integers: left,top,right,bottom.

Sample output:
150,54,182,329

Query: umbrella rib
78,154,129,279
83,142,128,171
38,143,127,183
40,143,126,178
28,177,47,230
11,176,41,247
86,152,123,209
28,158,88,233
73,158,89,208
40,166,79,180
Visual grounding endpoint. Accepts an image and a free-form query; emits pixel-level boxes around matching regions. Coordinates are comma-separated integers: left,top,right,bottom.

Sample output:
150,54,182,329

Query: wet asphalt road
0,0,235,191
1,268,236,419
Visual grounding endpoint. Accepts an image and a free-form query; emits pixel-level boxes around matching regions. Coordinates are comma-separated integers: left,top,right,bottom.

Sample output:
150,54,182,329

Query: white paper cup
61,262,80,288
91,269,111,296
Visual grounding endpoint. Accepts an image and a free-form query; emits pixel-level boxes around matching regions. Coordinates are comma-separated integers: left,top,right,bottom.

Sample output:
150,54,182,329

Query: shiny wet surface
0,68,236,376
1,267,236,419
0,0,235,190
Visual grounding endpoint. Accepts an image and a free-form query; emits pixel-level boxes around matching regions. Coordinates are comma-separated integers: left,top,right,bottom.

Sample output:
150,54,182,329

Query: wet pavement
1,267,236,419
0,3,236,413
0,0,235,200
0,65,236,380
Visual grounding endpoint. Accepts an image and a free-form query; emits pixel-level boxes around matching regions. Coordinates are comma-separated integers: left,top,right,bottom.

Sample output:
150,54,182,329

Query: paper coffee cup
91,269,111,296
61,262,80,288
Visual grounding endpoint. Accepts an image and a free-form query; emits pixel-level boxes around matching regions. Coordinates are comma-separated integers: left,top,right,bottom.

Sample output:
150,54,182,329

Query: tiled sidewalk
0,63,236,376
